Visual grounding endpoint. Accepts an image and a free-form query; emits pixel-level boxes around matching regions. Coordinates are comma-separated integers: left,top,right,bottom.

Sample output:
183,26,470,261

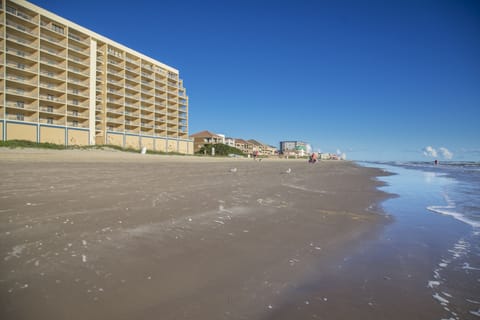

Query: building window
72,99,79,105
72,120,79,127
47,94,54,101
6,6,16,15
52,23,64,34
72,110,78,116
47,106,53,112
16,101,25,108
16,113,24,121
69,33,81,41
72,89,79,94
16,88,25,94
47,117,53,124
17,63,25,69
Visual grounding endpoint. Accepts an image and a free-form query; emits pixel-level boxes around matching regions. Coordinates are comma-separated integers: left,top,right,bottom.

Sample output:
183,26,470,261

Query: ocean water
382,161,480,228
362,161,480,319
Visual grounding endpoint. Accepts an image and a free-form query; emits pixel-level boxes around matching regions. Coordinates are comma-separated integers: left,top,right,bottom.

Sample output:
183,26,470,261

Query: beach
2,150,476,319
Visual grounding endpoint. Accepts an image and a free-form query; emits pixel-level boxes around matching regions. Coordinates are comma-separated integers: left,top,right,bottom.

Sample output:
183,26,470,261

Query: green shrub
0,140,188,156
196,143,245,157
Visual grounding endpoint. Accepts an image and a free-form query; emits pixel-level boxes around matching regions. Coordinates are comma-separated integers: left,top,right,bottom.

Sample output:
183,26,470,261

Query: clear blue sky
31,0,480,161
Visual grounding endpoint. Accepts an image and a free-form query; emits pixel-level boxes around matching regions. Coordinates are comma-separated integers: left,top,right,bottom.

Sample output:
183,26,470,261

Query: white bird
285,168,291,174
230,168,237,173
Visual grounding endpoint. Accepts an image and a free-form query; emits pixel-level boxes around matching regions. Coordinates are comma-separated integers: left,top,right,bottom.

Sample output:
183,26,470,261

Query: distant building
234,138,250,154
279,141,308,156
264,145,278,156
248,139,264,154
189,130,223,153
319,153,343,160
190,129,278,156
225,137,235,148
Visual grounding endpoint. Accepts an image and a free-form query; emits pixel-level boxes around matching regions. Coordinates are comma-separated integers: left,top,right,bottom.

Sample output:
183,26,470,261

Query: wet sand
0,149,391,319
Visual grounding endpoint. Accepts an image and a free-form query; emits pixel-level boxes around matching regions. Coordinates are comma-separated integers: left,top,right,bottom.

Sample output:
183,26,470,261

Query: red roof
189,130,221,138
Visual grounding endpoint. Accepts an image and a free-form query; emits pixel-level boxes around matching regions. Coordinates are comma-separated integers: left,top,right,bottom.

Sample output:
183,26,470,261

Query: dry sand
0,149,391,319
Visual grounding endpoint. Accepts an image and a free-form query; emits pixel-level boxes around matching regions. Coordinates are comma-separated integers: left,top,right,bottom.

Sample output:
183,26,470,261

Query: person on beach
253,150,258,160
309,152,317,164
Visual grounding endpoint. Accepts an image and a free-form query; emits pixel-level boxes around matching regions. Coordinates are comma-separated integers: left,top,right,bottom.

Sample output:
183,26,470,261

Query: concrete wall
125,135,139,149
1,124,193,154
40,126,65,144
6,123,37,142
68,129,89,146
187,141,193,154
107,133,123,147
167,139,177,153
155,138,167,152
178,140,189,154
141,137,154,151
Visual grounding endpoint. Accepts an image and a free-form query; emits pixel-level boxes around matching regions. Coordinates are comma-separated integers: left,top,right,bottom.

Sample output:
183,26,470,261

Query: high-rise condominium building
0,0,193,153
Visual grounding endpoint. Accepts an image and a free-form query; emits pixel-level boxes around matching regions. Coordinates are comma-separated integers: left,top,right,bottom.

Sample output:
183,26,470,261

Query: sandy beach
1,149,392,319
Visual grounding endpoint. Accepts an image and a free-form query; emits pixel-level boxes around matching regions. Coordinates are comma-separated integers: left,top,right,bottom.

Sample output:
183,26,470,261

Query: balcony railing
6,102,38,111
6,6,34,21
68,33,89,45
6,34,35,47
40,34,65,46
6,88,37,98
6,21,36,35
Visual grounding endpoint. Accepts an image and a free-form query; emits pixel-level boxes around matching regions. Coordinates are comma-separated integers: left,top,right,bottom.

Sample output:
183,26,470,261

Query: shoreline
0,149,392,319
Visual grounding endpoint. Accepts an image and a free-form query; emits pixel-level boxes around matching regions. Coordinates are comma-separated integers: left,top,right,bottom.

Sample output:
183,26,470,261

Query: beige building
234,138,251,155
0,0,193,153
248,139,277,156
189,130,223,153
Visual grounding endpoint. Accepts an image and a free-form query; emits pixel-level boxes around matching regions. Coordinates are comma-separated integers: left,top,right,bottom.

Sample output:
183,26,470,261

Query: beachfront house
190,130,224,153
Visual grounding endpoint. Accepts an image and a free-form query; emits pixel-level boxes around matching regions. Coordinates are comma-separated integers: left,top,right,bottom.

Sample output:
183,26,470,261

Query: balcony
5,101,38,112
68,67,89,77
67,88,88,98
68,77,89,87
40,32,66,48
5,47,37,61
6,6,37,23
6,87,37,99
125,56,140,65
124,103,139,110
125,120,139,126
6,75,37,87
68,54,89,66
124,110,139,117
40,106,65,115
5,113,38,122
6,60,37,74
106,107,124,115
5,20,37,36
39,94,64,104
67,110,88,119
39,82,65,92
107,117,124,125
107,69,124,79
68,32,89,46
68,121,88,128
